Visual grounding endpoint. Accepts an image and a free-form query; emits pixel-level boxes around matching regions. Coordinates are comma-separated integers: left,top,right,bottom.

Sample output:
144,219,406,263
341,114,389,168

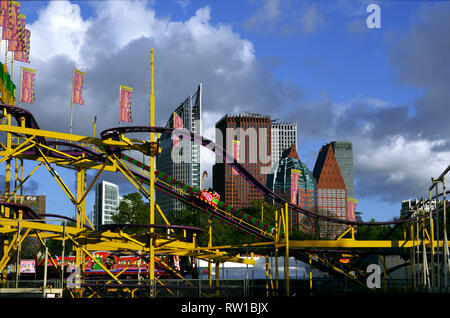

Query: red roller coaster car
192,189,220,210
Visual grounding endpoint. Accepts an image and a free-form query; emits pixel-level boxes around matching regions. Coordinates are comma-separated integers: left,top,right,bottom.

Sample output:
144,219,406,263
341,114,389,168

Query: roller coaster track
1,102,448,295
100,125,438,227
0,104,275,241
0,102,441,236
119,153,276,238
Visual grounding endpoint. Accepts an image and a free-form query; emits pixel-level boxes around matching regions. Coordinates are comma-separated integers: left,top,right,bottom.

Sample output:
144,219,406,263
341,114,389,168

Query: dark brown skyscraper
213,113,271,210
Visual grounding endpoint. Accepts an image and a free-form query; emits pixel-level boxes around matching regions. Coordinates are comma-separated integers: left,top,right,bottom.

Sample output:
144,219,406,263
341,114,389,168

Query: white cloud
355,135,450,198
200,111,224,188
22,0,281,192
244,0,281,30
29,0,91,66
298,4,325,35
176,0,190,10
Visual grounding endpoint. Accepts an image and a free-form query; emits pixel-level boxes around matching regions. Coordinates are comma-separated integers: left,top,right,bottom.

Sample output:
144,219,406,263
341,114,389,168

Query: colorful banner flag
232,139,240,176
1,0,10,40
290,169,302,204
13,28,30,63
18,14,26,51
4,1,19,42
20,67,36,104
119,85,133,122
7,8,21,52
172,111,183,147
347,198,358,223
0,0,9,27
72,68,86,105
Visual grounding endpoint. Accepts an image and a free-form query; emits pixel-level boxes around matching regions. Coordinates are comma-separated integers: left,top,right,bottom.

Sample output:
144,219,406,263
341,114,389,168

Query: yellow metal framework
0,54,448,297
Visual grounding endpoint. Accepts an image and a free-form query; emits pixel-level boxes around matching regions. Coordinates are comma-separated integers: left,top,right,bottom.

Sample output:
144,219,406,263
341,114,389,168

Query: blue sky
4,0,449,224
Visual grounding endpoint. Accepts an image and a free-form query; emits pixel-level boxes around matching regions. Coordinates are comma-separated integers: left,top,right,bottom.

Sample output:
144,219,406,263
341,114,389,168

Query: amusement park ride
0,38,448,298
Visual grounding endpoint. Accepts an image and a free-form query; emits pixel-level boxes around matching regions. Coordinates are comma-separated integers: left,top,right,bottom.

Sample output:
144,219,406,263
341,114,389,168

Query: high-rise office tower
313,143,348,239
156,84,202,215
267,144,316,234
213,113,271,210
330,141,354,199
270,121,297,173
93,181,119,227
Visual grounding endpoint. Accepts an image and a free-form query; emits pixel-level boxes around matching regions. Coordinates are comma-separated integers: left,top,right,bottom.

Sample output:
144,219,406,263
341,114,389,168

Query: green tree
111,192,153,231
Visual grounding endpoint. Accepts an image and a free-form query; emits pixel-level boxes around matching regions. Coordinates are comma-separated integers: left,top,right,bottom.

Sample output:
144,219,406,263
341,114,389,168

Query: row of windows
318,208,346,217
317,188,345,197
318,198,346,207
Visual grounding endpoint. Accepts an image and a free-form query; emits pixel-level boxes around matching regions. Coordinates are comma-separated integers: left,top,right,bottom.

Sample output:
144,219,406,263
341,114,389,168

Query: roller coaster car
192,189,220,210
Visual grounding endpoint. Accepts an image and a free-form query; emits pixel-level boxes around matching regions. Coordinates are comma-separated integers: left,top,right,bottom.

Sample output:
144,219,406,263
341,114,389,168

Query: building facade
313,143,348,239
156,84,202,215
213,113,271,210
330,141,354,199
270,121,297,173
268,144,316,234
93,181,119,227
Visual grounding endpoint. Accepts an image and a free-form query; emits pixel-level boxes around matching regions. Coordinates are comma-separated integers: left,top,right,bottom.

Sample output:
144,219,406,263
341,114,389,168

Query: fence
0,277,448,297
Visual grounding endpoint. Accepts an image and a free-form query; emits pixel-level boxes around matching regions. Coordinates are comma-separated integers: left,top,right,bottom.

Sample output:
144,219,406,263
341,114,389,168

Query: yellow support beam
288,239,445,248
0,125,130,149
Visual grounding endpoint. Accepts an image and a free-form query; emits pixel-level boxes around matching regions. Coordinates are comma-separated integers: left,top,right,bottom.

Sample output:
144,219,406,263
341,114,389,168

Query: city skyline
4,0,448,224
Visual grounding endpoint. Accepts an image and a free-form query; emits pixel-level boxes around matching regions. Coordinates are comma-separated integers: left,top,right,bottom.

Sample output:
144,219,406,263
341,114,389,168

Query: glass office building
156,84,202,216
268,144,316,233
93,181,119,227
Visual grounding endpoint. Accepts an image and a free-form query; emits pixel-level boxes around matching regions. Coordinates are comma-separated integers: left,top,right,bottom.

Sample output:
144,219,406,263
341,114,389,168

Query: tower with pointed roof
268,143,316,234
313,143,348,239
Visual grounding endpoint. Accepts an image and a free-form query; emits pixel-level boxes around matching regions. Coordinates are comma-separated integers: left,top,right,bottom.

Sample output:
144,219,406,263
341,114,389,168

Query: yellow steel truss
0,58,448,297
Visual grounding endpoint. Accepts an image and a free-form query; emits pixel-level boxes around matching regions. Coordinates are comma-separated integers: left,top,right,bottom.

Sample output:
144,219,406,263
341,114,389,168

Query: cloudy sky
4,0,449,222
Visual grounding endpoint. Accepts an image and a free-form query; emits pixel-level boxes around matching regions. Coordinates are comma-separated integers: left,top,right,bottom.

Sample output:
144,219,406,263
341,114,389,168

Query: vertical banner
14,28,30,63
13,13,25,52
1,0,11,40
172,111,183,147
20,67,36,104
7,6,21,52
6,1,19,47
232,139,240,176
347,198,358,222
0,0,8,26
119,85,133,122
290,169,302,204
72,68,86,105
